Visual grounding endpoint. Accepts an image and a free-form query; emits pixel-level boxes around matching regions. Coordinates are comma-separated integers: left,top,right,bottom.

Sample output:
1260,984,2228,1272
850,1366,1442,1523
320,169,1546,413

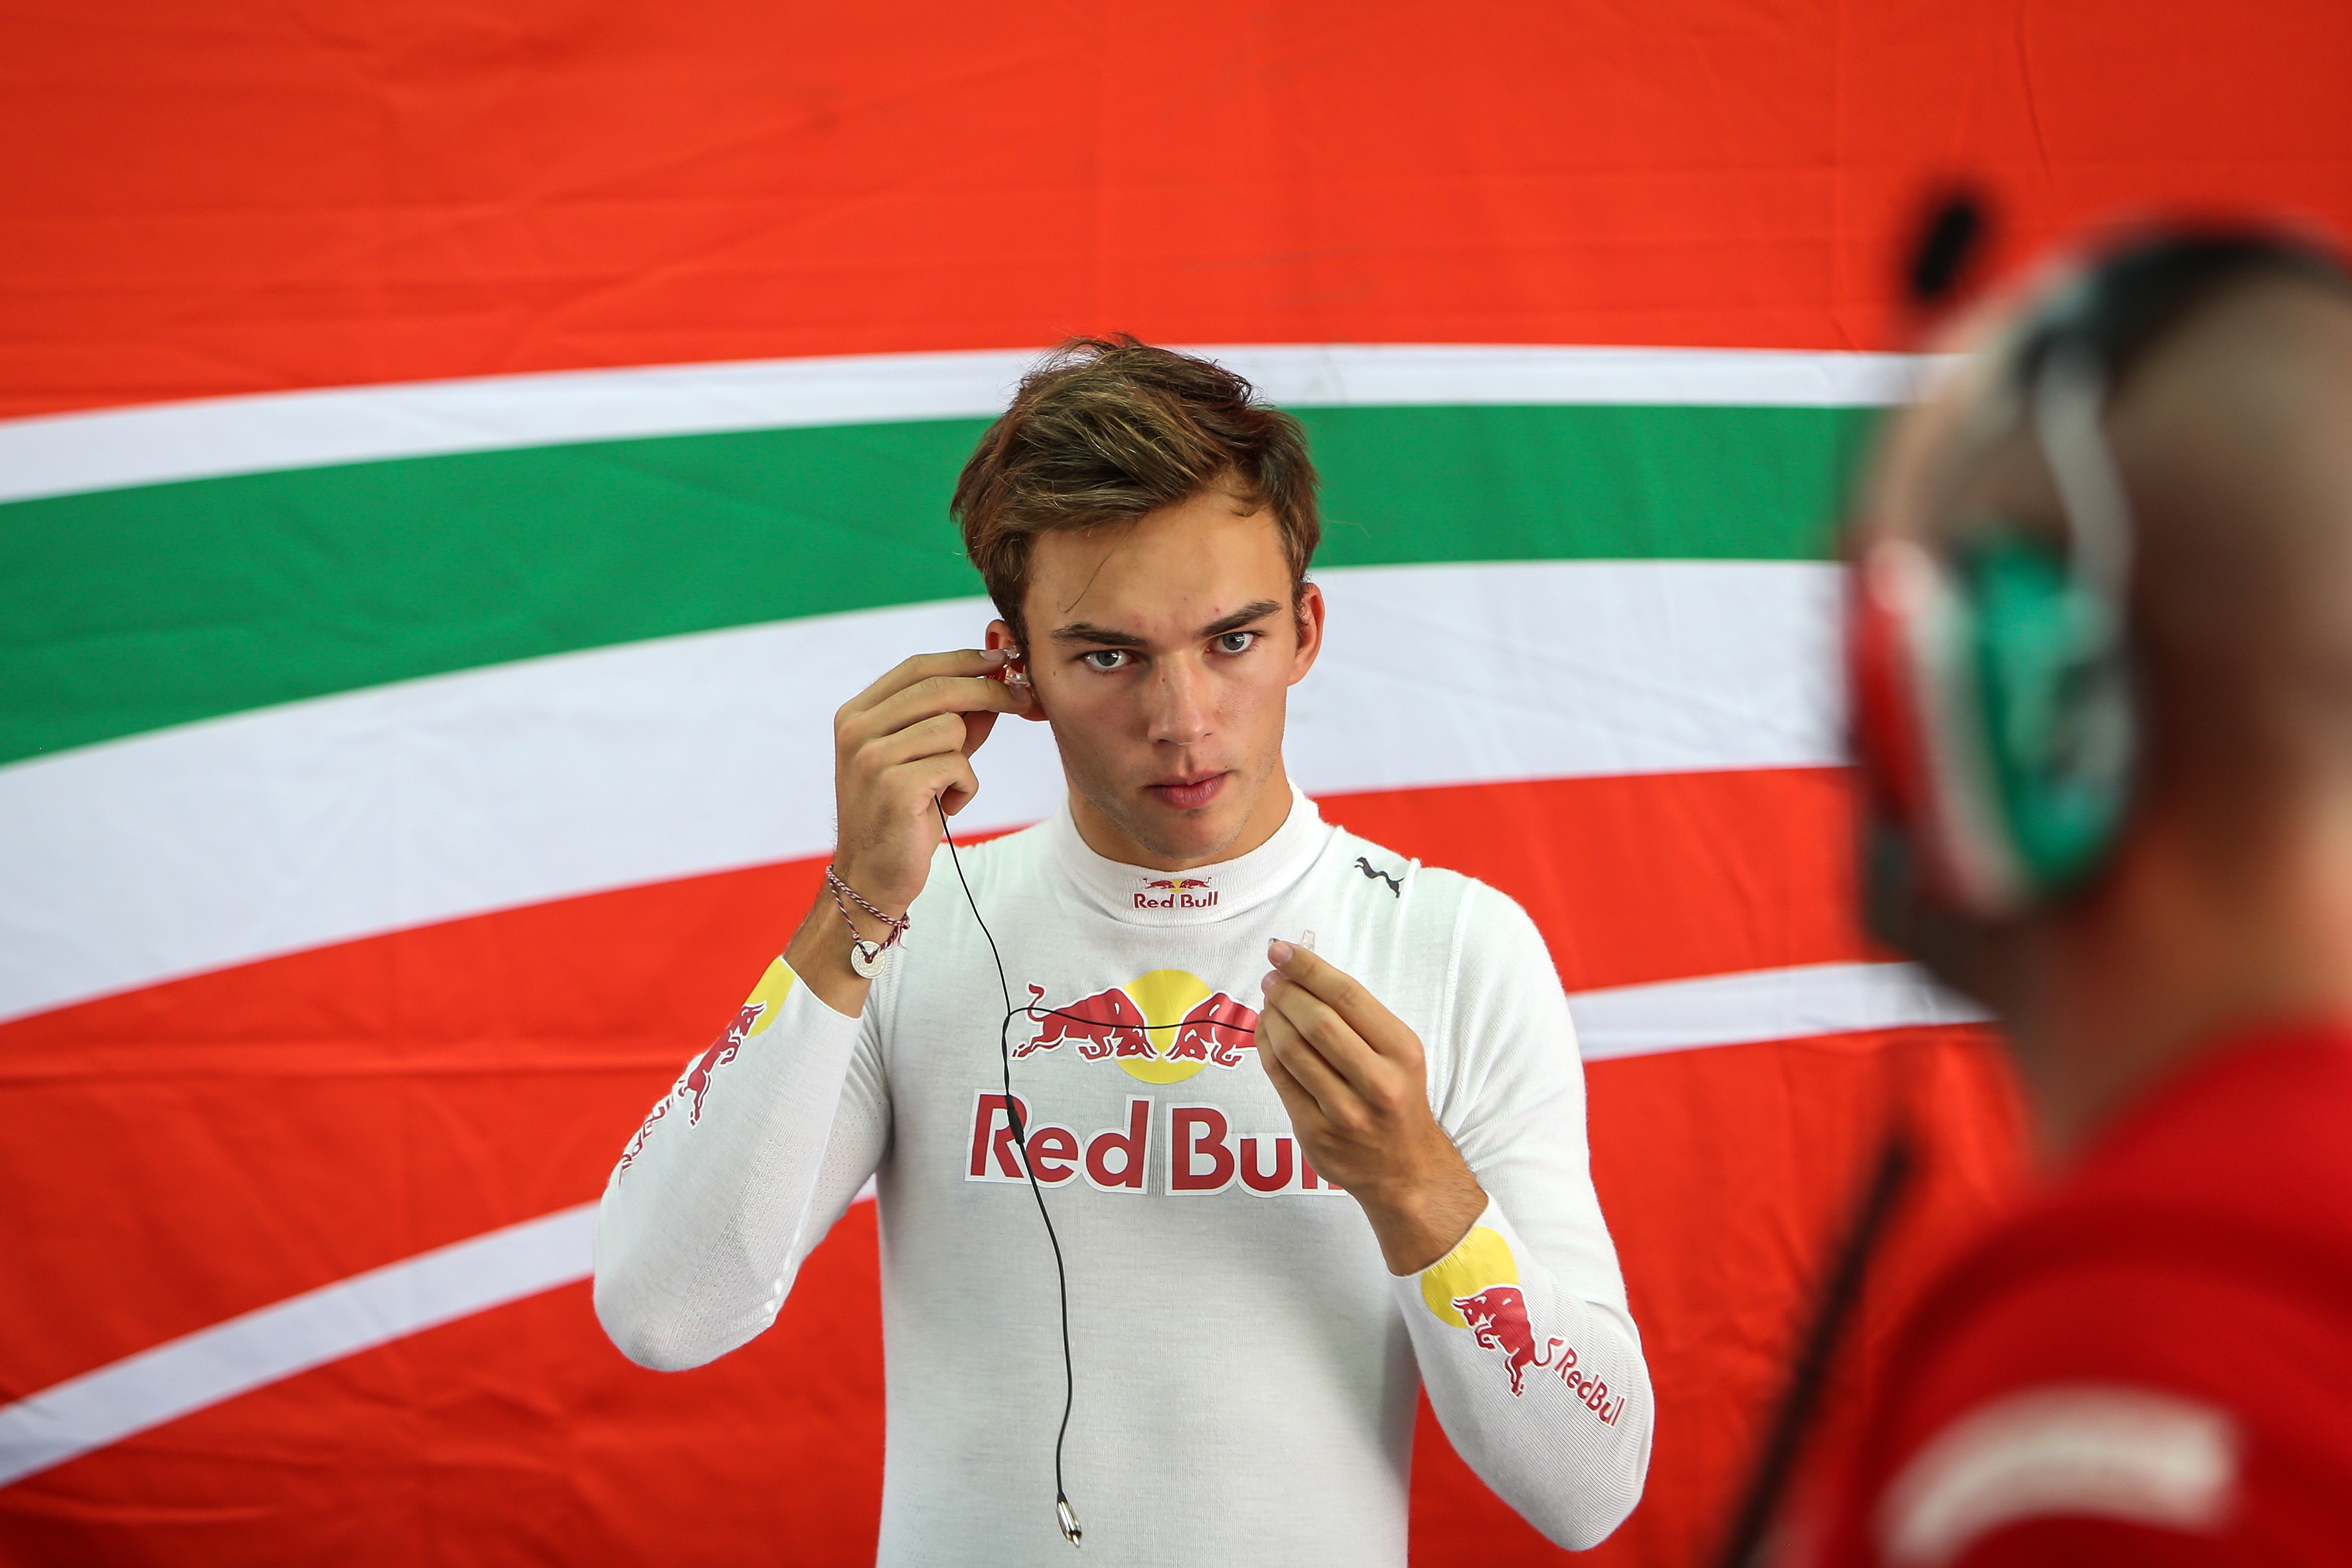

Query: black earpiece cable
933,801,1085,1547
1018,1006,1259,1039
929,801,1269,1547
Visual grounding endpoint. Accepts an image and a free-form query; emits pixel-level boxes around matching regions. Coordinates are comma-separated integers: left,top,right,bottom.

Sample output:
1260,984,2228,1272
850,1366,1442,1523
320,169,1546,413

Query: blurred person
1816,227,2352,1566
592,338,1652,1563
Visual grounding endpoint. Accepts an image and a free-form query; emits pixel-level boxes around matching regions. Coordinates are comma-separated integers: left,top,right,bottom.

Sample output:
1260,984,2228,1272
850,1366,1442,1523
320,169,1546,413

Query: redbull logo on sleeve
966,1093,1346,1198
1424,1226,1626,1421
1450,1285,1560,1397
1135,875,1216,911
617,956,795,1176
683,998,767,1125
1014,968,1258,1085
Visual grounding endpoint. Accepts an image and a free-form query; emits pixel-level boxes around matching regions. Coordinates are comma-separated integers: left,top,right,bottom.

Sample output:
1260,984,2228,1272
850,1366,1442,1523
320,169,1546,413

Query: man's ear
984,619,1049,721
1288,582,1326,685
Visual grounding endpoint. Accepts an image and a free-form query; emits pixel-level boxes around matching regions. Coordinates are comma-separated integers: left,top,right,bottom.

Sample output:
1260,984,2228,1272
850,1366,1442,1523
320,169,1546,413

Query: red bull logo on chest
1135,875,1216,911
1015,968,1257,1085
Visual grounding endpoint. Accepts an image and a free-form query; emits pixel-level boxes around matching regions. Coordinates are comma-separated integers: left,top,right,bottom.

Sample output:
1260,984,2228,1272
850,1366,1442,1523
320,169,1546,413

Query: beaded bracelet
825,866,910,979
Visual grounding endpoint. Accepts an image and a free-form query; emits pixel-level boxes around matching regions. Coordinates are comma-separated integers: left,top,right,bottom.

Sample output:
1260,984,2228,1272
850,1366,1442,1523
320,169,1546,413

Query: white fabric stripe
0,959,1969,1490
0,345,1932,505
0,1205,596,1489
0,560,1843,1026
1569,962,1986,1061
1879,1386,2238,1566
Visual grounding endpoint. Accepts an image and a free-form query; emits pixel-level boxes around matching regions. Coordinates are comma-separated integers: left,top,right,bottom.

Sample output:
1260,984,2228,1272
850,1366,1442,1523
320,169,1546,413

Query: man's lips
1144,772,1230,811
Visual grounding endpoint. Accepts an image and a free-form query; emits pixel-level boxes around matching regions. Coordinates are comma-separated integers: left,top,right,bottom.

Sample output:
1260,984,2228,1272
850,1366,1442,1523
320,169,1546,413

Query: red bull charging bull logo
1423,1227,1627,1423
1015,968,1257,1084
616,957,795,1177
977,969,1341,1194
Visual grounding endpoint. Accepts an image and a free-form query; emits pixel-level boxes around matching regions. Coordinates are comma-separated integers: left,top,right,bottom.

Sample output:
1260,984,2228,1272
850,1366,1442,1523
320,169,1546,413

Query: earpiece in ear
1002,645,1031,688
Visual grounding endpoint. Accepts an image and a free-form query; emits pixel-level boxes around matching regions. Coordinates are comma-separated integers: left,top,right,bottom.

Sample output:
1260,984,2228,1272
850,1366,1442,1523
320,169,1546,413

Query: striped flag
4,3,2345,1563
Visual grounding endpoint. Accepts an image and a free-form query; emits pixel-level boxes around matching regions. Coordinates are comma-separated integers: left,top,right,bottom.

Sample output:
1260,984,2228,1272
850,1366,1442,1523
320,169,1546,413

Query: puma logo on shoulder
1354,856,1403,896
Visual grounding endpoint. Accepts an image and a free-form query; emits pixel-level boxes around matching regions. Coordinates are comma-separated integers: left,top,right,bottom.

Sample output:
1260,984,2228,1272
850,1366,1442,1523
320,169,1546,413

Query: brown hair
951,336,1322,640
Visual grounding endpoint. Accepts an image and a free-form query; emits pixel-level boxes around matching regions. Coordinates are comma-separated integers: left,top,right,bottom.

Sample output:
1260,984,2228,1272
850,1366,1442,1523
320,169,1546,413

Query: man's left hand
1256,939,1488,1275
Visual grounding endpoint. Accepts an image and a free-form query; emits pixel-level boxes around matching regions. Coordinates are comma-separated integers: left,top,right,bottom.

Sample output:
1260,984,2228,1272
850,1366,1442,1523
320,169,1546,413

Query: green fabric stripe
0,404,1869,765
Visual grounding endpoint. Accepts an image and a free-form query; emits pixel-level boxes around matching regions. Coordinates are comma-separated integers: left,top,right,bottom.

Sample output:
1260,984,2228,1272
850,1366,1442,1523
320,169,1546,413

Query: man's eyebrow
1198,600,1283,639
1046,599,1284,648
1048,621,1150,648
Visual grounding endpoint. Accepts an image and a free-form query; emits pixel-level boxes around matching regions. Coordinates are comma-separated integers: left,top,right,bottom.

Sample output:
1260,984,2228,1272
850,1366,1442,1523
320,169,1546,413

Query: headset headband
2015,228,2350,399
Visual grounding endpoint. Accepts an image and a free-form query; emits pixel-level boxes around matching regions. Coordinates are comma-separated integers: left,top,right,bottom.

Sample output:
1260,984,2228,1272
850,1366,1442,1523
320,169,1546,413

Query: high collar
1046,783,1331,927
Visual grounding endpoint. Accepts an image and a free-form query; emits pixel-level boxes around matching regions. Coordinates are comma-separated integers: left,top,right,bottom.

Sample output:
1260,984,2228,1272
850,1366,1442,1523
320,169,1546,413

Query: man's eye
1081,649,1131,671
1215,631,1259,655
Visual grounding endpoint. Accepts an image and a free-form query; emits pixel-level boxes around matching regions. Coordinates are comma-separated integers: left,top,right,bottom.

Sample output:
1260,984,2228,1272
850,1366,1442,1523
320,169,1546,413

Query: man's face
996,483,1323,866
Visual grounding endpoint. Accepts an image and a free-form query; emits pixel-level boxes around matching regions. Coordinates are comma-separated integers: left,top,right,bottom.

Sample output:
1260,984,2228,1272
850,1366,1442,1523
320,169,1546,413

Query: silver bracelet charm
826,866,910,979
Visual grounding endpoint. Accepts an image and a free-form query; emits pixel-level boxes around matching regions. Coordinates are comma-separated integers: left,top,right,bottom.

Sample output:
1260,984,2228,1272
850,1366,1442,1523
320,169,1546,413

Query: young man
593,339,1651,1563
1816,233,2352,1565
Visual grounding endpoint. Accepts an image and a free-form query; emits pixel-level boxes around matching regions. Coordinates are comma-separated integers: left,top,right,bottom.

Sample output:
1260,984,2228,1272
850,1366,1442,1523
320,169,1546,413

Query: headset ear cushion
1853,538,2026,914
1962,536,2136,897
1849,542,1938,829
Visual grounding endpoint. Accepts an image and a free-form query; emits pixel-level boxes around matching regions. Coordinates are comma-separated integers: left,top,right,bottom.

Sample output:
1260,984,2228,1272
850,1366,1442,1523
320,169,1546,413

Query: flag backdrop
3,3,2349,1563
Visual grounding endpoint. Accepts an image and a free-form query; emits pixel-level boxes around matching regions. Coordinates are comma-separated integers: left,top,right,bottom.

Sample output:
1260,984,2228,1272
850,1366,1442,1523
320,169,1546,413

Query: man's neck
2020,801,2352,1160
1067,763,1296,872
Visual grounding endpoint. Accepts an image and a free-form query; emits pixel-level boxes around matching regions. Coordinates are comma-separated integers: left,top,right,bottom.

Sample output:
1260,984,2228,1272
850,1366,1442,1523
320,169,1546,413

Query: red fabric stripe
0,1221,888,1565
5,1,2349,416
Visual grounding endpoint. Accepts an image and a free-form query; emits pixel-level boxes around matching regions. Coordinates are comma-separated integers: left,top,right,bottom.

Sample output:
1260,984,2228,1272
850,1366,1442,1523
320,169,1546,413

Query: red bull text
1452,1285,1627,1422
967,1093,1344,1198
1135,876,1217,911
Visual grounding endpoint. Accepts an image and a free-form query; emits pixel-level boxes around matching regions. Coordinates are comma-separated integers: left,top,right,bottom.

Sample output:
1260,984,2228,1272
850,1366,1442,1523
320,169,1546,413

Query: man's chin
1124,774,1257,862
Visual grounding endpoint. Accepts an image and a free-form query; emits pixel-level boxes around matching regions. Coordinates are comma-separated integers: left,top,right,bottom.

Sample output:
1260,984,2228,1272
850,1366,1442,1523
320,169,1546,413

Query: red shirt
1810,1024,2352,1567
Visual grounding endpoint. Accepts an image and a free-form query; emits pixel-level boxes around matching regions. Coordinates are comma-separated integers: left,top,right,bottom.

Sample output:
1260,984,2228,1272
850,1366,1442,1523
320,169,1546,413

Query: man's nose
1147,655,1214,746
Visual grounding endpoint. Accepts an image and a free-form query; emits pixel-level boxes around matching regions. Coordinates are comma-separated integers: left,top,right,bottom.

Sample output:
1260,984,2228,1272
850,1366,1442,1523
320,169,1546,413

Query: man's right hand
787,647,1033,1011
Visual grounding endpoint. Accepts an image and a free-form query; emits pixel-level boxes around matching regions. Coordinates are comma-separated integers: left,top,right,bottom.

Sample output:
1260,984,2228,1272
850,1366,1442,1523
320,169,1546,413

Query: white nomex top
594,788,1652,1563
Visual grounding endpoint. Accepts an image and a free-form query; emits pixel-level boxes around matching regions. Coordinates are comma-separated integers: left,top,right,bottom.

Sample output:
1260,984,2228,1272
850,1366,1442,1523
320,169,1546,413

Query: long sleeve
592,953,890,1372
1397,881,1654,1549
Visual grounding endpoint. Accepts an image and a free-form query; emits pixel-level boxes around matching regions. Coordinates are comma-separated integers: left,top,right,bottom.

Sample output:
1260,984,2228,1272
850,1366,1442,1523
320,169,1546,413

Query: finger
854,672,1030,746
922,751,982,817
1267,942,1419,1064
1262,974,1391,1099
1255,998,1366,1124
840,648,1010,720
961,708,1000,759
862,710,971,771
882,750,982,822
862,706,1008,771
1255,1038,1329,1139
